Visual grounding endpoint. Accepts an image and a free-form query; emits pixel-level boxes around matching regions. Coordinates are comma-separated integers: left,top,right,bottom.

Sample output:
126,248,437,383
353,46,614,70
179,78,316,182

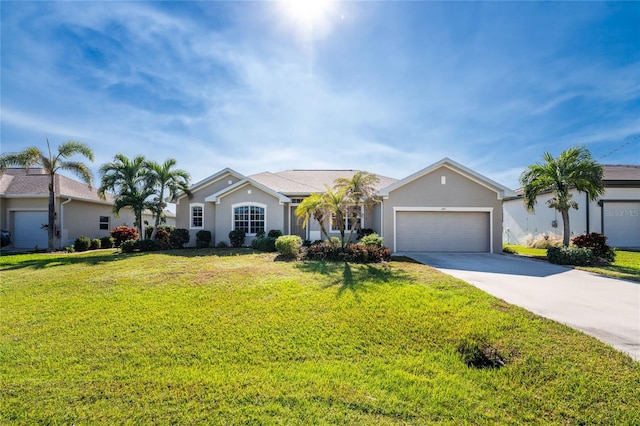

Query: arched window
233,203,265,235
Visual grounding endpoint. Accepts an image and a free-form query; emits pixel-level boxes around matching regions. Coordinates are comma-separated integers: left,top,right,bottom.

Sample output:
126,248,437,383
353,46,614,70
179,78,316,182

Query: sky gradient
1,1,639,189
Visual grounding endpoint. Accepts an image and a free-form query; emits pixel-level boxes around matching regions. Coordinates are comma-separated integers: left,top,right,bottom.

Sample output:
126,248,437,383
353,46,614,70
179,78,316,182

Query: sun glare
280,0,337,30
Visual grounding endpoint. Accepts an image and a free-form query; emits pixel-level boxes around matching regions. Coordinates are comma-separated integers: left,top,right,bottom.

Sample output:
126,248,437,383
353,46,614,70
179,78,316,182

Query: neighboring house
503,165,640,249
0,168,175,249
174,158,512,253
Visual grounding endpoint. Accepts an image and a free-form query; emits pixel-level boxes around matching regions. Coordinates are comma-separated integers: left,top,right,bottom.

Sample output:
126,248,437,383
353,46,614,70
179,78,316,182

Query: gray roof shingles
249,170,398,195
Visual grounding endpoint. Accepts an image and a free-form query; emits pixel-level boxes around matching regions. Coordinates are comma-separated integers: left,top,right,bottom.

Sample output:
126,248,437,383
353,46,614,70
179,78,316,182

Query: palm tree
323,186,350,247
334,171,380,241
0,140,94,251
519,146,604,246
145,158,191,239
295,193,330,242
98,154,153,239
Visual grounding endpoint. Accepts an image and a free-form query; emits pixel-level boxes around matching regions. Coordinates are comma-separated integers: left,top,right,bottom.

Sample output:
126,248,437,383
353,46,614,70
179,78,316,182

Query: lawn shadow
295,260,413,299
0,250,126,271
0,247,260,271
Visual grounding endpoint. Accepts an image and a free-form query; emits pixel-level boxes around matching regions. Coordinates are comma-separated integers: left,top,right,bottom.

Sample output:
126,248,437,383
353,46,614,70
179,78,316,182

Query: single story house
503,165,640,248
0,168,175,249
174,158,513,253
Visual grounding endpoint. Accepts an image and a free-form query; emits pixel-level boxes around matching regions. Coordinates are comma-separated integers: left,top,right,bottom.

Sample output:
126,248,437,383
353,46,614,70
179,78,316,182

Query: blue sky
1,1,638,189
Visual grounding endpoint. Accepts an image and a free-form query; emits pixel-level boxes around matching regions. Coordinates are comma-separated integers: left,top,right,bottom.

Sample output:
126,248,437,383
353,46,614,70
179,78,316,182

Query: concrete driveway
404,253,640,361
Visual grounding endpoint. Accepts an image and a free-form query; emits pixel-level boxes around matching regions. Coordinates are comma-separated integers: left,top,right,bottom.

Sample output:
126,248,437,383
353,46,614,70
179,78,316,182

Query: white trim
392,207,493,253
231,202,267,236
189,203,205,229
205,179,291,204
329,206,364,233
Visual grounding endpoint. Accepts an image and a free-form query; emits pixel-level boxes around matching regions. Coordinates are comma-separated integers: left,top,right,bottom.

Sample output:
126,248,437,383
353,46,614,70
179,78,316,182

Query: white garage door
603,202,640,248
396,211,490,252
14,211,48,248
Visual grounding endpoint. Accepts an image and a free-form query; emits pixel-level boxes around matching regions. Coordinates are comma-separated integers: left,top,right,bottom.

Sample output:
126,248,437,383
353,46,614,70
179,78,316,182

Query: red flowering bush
110,226,138,247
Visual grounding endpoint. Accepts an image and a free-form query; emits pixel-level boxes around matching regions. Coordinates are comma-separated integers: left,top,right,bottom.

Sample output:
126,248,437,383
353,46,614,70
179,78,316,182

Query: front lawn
504,245,640,282
2,250,639,424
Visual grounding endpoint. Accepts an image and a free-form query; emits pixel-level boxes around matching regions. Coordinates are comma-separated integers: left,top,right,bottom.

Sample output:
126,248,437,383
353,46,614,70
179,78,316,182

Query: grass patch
504,245,640,282
2,250,639,424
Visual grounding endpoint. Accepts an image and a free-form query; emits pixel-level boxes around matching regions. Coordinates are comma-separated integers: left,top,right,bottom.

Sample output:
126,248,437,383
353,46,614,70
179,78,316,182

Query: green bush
275,235,302,259
358,232,384,248
65,245,75,253
304,242,391,263
229,229,246,248
251,236,278,252
267,229,283,238
216,241,228,248
169,228,190,249
547,246,594,266
572,233,616,263
120,239,161,253
90,239,101,250
74,236,91,252
120,240,137,253
110,226,138,247
100,236,115,249
196,230,212,248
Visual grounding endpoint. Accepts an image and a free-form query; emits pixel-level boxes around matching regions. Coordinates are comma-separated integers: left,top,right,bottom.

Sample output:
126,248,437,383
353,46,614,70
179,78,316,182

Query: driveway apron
404,253,640,361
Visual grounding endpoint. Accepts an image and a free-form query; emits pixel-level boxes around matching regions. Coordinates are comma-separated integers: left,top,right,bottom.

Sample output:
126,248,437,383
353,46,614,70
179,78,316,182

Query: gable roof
250,170,398,195
175,167,246,201
377,157,514,199
0,168,115,204
204,177,291,204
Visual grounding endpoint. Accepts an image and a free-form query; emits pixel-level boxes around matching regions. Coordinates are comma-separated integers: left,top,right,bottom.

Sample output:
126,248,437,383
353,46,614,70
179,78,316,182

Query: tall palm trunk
561,210,571,247
48,175,56,251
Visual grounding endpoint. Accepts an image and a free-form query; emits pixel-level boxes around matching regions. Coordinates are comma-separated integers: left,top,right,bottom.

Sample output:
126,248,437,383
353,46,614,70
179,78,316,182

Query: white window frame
190,203,204,229
330,206,364,233
231,202,266,236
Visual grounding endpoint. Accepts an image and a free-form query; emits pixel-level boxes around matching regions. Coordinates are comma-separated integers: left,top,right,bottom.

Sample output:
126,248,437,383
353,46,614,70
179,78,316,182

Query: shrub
169,228,190,249
65,245,75,253
524,232,562,249
275,235,302,259
357,228,375,239
154,228,170,244
547,246,594,266
110,226,138,247
100,236,115,249
196,230,212,248
572,233,615,263
229,229,246,248
359,232,384,248
74,236,91,252
120,239,137,253
251,236,278,252
216,241,228,248
303,242,391,263
267,229,283,238
138,239,161,252
90,239,101,250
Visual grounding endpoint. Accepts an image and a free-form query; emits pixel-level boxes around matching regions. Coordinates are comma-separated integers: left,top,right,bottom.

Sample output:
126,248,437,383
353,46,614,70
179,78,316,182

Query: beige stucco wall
381,165,503,253
175,172,242,246
1,196,150,249
214,183,285,246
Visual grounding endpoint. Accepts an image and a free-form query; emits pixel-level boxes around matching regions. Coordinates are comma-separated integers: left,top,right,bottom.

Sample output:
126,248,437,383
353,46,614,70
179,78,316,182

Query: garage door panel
396,211,489,252
14,211,48,248
603,202,640,248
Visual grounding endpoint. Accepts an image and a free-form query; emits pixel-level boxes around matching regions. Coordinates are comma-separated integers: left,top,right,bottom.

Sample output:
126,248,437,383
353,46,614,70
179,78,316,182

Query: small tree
520,146,604,246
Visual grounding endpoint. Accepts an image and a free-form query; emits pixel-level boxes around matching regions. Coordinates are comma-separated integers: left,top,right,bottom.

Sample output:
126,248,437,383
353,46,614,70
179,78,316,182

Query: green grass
2,249,639,424
504,245,640,282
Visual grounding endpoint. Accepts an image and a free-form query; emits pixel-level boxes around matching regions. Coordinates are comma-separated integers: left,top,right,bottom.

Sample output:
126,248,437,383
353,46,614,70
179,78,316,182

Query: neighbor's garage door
14,211,48,248
603,202,640,248
396,211,490,252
